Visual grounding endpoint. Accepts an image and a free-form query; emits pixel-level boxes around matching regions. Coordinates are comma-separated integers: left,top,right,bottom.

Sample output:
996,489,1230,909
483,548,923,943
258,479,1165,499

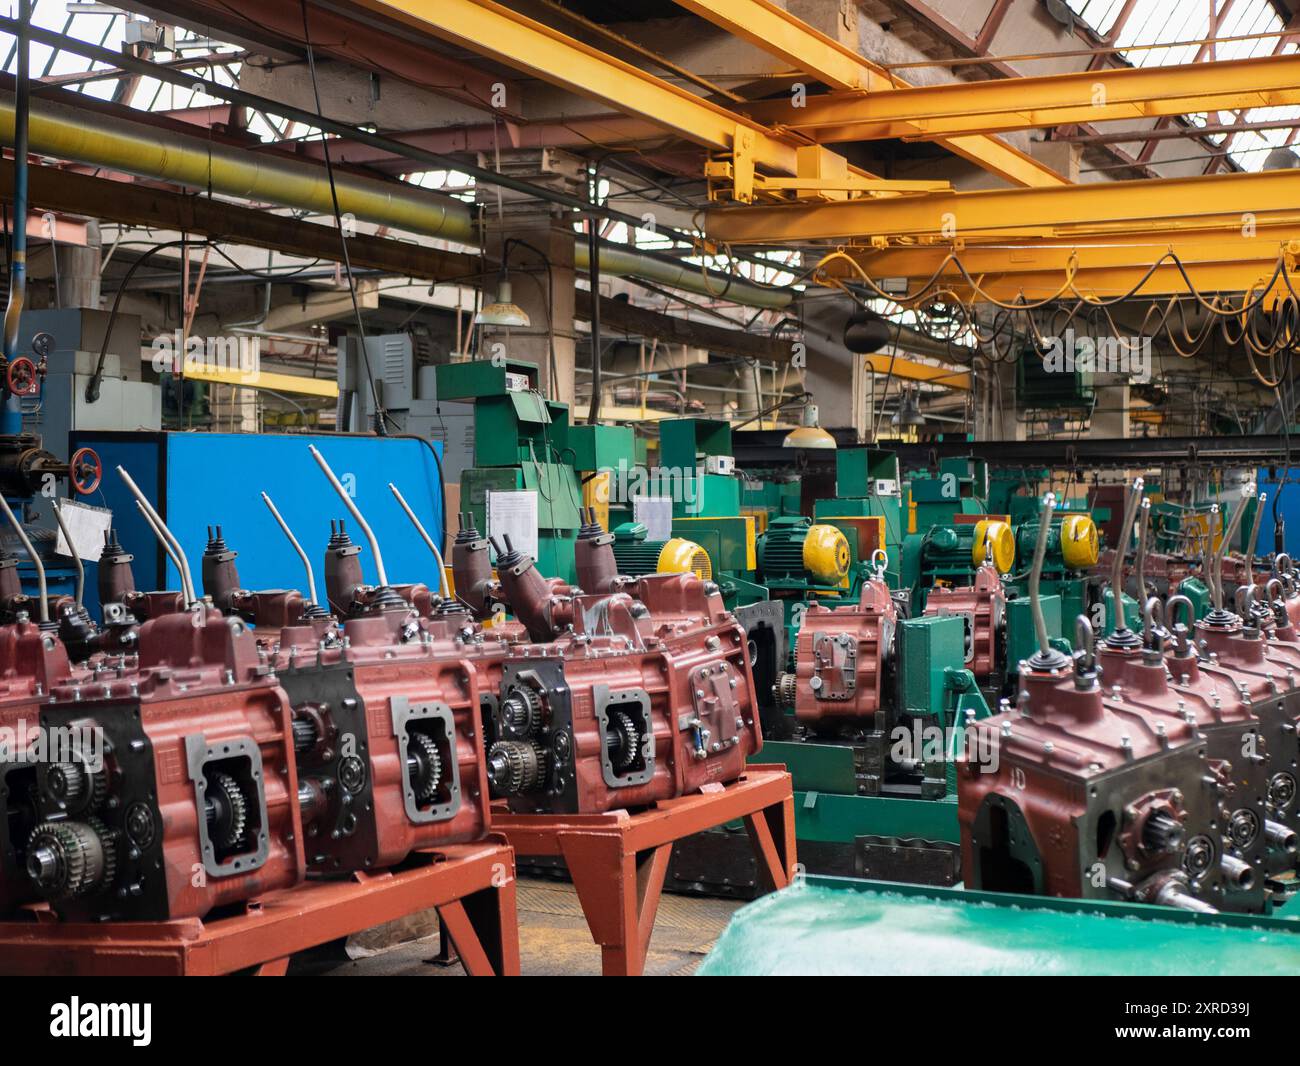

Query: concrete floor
304,878,743,976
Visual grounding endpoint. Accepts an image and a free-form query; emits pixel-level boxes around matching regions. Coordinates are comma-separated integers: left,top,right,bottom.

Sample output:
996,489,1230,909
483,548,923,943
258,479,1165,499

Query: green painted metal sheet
699,877,1300,975
792,790,959,844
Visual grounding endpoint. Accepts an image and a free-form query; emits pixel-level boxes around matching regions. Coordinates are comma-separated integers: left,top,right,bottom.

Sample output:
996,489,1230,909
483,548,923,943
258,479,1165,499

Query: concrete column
800,296,863,438
1090,374,1131,438
479,215,576,407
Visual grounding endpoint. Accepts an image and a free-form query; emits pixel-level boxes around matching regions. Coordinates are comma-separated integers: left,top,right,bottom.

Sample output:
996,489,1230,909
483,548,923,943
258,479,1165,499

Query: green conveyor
699,877,1300,976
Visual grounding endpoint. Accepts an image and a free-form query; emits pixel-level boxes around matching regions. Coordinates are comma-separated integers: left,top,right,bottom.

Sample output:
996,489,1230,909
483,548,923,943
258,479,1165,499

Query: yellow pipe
0,93,474,244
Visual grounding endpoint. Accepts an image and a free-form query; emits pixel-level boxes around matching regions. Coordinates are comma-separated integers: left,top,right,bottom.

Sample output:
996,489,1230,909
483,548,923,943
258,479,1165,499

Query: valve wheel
69,447,102,496
6,356,38,397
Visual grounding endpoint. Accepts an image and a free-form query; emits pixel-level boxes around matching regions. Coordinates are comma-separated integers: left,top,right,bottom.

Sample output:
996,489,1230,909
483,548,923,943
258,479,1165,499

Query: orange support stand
492,766,796,976
0,839,520,976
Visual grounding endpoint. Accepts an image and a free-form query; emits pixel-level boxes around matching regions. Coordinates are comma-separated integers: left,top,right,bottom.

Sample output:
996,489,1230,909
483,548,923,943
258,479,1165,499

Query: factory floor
299,878,744,977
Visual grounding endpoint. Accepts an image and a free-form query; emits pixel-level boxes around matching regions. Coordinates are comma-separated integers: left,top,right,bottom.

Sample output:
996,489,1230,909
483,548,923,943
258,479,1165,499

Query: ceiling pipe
0,91,474,245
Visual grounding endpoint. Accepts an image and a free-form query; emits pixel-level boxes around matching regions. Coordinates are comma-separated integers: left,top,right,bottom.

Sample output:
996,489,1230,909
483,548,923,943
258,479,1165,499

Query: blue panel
71,435,166,615
1258,467,1300,557
69,432,444,616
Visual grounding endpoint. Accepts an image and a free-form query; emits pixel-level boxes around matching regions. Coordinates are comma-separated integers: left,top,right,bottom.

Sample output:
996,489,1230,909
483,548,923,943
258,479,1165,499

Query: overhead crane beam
354,0,864,201
669,0,1067,188
741,50,1300,142
863,355,970,390
705,168,1300,243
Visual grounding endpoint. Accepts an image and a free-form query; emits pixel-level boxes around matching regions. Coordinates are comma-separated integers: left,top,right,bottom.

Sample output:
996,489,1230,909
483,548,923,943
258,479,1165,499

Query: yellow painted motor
802,524,852,586
1060,513,1100,569
657,538,712,581
971,519,1016,574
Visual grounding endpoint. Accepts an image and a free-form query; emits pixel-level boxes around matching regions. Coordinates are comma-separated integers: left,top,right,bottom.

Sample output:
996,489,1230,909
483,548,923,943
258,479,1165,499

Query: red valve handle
6,357,38,397
69,447,102,496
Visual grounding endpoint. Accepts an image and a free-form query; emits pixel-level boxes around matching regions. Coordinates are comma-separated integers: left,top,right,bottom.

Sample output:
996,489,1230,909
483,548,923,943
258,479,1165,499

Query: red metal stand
492,766,796,976
0,839,520,976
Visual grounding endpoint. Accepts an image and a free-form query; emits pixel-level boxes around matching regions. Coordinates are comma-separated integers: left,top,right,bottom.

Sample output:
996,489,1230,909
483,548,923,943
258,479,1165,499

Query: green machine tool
906,456,990,532
811,447,906,591
436,358,584,583
609,417,768,612
899,516,1017,616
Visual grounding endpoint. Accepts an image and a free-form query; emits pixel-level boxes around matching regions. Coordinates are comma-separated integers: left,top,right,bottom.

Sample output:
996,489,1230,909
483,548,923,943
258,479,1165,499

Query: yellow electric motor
657,538,712,581
971,519,1016,574
802,524,852,586
1060,513,1100,569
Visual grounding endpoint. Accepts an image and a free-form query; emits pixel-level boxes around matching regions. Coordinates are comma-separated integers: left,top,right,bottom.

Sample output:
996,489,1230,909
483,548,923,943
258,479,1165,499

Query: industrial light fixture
474,267,530,328
891,386,925,427
783,404,837,449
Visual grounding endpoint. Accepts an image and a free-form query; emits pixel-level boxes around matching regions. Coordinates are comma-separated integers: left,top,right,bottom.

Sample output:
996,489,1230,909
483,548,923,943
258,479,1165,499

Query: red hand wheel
6,357,38,397
69,447,102,496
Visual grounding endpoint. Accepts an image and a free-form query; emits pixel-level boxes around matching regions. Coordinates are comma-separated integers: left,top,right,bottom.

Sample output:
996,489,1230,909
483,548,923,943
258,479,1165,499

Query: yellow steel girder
705,167,1300,243
183,366,339,399
669,0,1067,188
741,50,1300,142
864,354,970,390
354,0,865,202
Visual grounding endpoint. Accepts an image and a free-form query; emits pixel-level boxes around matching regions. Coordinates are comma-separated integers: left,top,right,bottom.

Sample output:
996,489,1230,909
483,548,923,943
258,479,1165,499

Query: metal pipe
1029,492,1056,659
117,465,195,605
134,500,185,590
1212,490,1252,611
1245,489,1266,589
1110,477,1145,635
309,445,388,587
1,0,30,438
0,490,45,623
49,499,83,609
387,483,451,598
0,92,473,244
573,242,793,310
1134,498,1150,600
261,492,320,609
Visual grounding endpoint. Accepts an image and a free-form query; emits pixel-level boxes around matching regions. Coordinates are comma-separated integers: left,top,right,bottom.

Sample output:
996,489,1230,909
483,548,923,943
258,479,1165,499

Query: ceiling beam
669,0,1066,188
739,51,1300,142
705,167,1300,243
351,0,859,196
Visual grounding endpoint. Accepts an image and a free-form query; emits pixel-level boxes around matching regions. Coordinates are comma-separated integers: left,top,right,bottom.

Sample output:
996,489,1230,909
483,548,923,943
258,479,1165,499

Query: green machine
643,418,769,611
759,611,992,878
811,447,905,591
906,456,990,532
899,517,1016,616
740,475,801,531
436,358,584,583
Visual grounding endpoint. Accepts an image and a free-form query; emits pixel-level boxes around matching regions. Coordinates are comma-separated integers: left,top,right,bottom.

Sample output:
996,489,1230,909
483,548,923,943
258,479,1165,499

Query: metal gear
205,772,249,850
26,818,116,898
407,731,444,804
606,711,640,772
45,759,108,815
499,685,544,739
487,739,546,794
775,672,797,709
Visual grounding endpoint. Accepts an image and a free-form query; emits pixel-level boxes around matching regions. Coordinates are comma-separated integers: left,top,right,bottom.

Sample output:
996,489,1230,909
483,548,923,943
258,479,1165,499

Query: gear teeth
608,711,640,771
408,731,444,804
26,819,115,898
207,772,249,850
488,739,547,794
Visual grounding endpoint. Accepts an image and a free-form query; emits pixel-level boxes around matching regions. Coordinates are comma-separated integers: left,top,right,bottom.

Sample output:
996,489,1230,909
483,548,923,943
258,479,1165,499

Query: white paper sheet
488,491,538,563
54,499,114,562
633,496,674,542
